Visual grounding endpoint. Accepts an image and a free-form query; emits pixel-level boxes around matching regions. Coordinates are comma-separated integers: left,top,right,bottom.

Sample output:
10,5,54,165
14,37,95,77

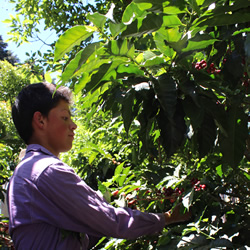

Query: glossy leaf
182,34,218,52
76,42,101,72
153,73,177,120
219,106,248,167
61,42,100,83
114,162,125,176
162,15,183,27
155,30,176,57
74,72,90,94
157,100,187,157
119,167,131,186
122,13,163,37
120,39,128,55
122,2,145,24
54,25,97,62
61,50,83,83
111,40,120,55
109,22,126,38
163,5,186,14
85,63,112,93
197,114,217,158
144,56,165,67
117,64,144,76
87,13,106,30
121,89,135,133
196,12,250,27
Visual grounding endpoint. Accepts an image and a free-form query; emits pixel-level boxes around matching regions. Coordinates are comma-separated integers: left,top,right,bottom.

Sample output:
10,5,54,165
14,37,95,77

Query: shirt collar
26,144,58,158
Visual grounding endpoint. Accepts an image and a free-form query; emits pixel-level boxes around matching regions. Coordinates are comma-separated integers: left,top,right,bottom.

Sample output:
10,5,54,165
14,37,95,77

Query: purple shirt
7,144,165,249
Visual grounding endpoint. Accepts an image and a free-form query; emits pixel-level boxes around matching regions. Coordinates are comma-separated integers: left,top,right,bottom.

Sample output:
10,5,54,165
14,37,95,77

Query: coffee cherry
194,60,207,70
112,190,119,196
163,187,174,197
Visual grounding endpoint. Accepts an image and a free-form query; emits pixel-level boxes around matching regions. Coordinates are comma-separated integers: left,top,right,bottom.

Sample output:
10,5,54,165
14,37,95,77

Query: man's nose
71,120,77,130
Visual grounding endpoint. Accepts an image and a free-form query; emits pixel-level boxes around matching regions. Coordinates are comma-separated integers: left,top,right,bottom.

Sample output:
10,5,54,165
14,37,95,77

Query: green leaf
119,167,131,187
117,64,144,76
111,40,120,55
121,89,135,133
216,165,223,178
54,25,97,62
163,5,186,14
219,106,248,167
144,56,165,67
76,42,101,72
233,28,250,36
76,58,110,78
122,13,163,37
162,15,183,27
122,2,145,24
183,96,203,130
182,34,218,52
74,72,90,94
109,22,126,37
197,114,217,158
153,73,177,119
196,0,206,6
189,0,201,15
110,39,135,58
157,234,171,246
143,51,157,60
244,172,250,180
85,63,112,93
127,43,135,59
155,30,176,57
115,162,125,176
159,27,182,43
61,49,83,83
195,12,250,28
157,100,187,157
139,13,163,34
120,39,128,55
87,12,107,30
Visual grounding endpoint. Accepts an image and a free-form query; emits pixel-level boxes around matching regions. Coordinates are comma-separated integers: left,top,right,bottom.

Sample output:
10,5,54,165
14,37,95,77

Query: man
7,82,191,249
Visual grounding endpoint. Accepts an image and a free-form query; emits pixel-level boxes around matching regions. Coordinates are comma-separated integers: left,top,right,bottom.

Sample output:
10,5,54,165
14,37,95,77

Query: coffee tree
54,0,249,248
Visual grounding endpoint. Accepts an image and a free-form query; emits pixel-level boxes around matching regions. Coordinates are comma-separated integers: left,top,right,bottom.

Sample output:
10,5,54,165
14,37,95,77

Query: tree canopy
0,35,19,64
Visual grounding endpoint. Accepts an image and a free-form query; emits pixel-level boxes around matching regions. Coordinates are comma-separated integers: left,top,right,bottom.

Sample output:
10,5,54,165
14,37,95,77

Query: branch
34,35,53,46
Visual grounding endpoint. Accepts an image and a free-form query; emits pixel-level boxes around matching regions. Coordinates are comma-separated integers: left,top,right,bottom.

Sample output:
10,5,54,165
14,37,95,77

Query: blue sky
0,0,58,63
1,0,96,63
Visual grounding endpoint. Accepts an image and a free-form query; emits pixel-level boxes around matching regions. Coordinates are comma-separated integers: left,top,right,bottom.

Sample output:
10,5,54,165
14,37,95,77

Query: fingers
164,204,192,226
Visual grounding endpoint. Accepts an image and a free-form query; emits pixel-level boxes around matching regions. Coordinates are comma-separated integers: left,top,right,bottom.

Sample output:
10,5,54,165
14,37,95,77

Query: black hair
12,82,72,144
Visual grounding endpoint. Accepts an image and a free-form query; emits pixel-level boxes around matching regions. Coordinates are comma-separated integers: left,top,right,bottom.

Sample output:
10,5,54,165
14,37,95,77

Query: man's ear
32,111,46,129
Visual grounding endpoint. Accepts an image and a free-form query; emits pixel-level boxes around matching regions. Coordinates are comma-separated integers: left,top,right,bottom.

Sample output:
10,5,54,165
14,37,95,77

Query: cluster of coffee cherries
194,59,207,70
111,178,207,209
191,178,206,191
206,63,221,74
194,60,221,74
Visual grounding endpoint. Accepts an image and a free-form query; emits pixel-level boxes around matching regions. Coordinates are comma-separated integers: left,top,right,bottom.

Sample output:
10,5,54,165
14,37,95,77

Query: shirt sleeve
35,163,165,239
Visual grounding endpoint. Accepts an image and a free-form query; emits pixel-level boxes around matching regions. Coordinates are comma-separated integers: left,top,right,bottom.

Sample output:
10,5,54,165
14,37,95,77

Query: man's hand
164,203,192,226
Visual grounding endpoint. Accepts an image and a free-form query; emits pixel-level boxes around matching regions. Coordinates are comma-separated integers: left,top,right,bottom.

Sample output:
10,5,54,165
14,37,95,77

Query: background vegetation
1,0,249,249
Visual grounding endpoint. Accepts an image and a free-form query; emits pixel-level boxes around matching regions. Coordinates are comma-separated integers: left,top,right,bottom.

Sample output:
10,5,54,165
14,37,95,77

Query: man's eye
62,116,69,121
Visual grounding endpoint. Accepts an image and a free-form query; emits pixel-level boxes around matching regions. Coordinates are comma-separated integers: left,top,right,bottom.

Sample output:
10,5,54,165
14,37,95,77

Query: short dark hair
12,82,72,144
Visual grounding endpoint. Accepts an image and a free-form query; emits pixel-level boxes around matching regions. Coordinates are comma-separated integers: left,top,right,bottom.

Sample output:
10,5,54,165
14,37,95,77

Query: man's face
44,99,77,157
